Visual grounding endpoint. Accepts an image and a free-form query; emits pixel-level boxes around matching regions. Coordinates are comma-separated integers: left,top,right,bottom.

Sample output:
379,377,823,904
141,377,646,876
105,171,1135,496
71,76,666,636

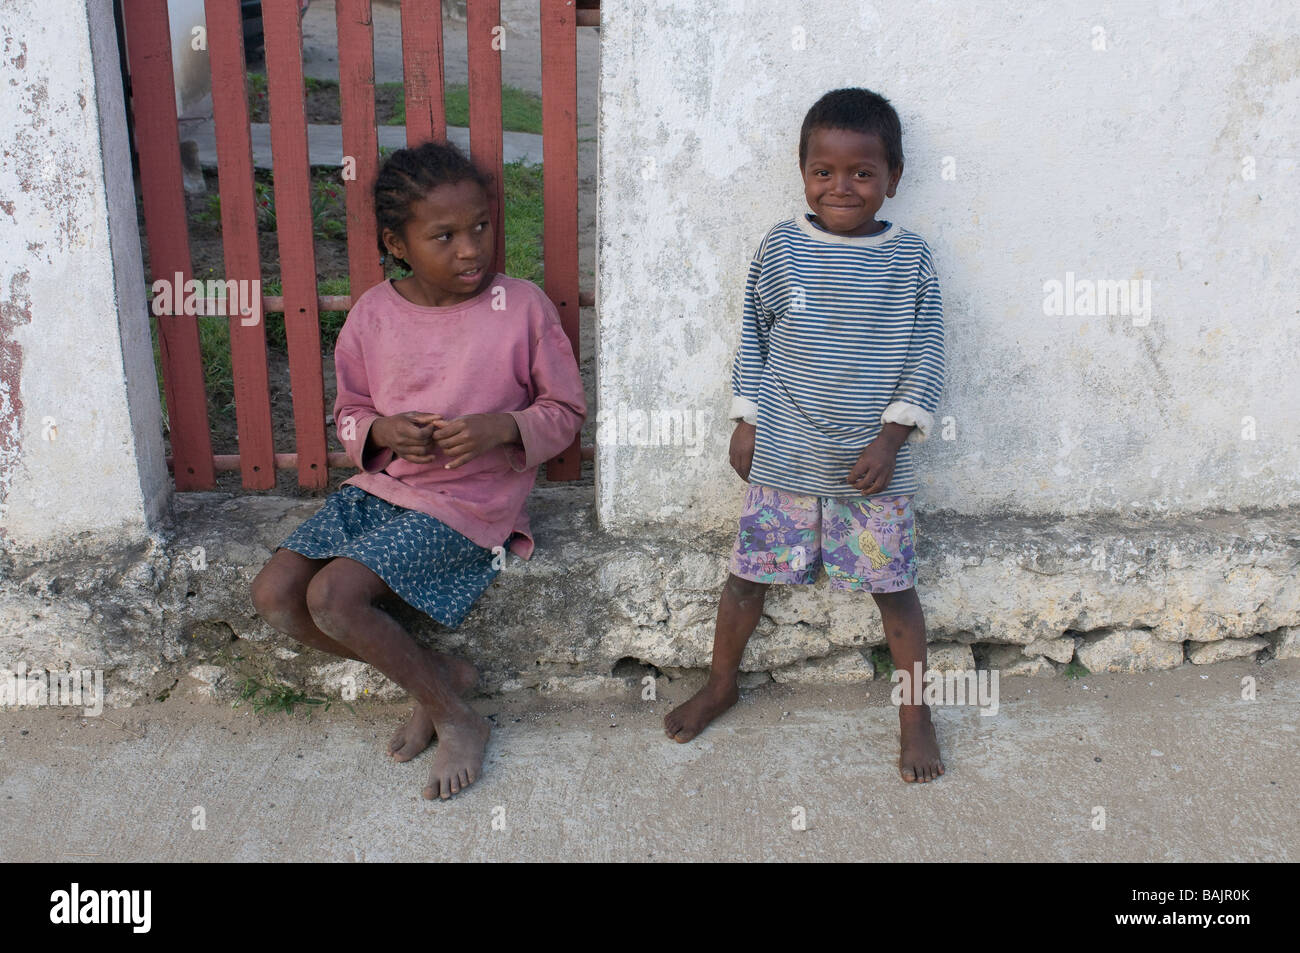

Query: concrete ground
2,659,1296,861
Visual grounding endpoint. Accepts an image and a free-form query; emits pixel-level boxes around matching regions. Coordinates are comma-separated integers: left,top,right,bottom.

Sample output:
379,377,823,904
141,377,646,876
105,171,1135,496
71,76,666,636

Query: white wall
595,0,1300,530
169,0,213,120
0,0,168,551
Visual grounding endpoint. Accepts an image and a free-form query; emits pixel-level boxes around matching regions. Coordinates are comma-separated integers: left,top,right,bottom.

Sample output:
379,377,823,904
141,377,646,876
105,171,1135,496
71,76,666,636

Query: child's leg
251,549,364,661
872,586,945,783
253,549,475,762
305,556,488,799
663,573,769,743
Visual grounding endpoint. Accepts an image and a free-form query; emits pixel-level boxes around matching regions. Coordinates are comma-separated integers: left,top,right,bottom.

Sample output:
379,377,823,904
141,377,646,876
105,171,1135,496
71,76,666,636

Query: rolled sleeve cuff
345,413,395,473
729,395,759,425
505,409,540,471
881,401,935,444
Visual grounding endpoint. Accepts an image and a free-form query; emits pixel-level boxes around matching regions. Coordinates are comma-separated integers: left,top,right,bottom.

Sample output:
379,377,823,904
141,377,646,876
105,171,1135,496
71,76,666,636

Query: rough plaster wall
0,0,168,550
596,0,1300,532
2,491,1295,706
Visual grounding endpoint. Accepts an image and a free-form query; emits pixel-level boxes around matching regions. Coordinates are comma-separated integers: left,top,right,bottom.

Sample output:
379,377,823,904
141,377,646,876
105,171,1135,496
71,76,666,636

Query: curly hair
799,88,904,174
372,139,494,268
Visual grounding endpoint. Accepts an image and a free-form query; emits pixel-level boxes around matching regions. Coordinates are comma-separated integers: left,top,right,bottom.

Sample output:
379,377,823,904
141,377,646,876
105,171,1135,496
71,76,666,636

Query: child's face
383,179,493,303
800,127,901,236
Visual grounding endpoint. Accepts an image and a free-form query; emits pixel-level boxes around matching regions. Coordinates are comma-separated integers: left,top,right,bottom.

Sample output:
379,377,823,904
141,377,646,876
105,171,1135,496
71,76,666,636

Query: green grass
1063,659,1091,679
379,81,543,133
233,676,351,718
200,317,236,417
871,646,895,679
248,73,544,134
259,273,354,352
501,160,545,284
147,268,242,424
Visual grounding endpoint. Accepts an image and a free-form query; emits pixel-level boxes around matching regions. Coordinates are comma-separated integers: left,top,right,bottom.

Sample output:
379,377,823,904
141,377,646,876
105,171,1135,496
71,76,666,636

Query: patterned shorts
278,484,504,628
729,483,918,593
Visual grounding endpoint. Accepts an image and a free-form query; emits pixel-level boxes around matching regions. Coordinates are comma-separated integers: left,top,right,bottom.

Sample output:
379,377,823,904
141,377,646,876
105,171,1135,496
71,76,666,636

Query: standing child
252,141,585,800
664,88,947,783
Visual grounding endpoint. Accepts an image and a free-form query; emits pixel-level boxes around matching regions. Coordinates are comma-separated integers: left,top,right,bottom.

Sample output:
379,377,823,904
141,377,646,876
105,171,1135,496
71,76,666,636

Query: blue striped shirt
729,213,945,498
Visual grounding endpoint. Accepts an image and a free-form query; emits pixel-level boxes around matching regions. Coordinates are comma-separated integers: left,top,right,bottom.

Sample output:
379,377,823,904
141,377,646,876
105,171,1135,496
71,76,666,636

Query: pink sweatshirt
333,275,585,559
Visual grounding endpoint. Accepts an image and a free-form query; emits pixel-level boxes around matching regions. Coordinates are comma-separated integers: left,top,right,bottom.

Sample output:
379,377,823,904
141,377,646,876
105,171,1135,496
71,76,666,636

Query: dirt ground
2,659,1295,861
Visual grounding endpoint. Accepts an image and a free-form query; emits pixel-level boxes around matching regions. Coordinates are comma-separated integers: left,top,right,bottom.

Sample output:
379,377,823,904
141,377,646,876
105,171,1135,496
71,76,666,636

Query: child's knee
871,585,915,603
871,585,920,619
725,573,769,603
251,564,300,628
304,569,358,635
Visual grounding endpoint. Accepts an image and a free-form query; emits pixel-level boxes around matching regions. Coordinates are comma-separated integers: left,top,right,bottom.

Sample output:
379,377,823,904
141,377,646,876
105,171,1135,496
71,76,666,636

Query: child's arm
880,246,946,443
728,251,773,427
334,336,398,473
847,421,915,492
848,246,946,493
432,295,584,472
727,246,773,479
334,326,441,469
500,313,586,471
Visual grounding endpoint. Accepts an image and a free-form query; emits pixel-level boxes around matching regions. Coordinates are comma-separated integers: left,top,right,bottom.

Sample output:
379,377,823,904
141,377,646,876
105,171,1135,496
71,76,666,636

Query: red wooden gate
121,0,594,490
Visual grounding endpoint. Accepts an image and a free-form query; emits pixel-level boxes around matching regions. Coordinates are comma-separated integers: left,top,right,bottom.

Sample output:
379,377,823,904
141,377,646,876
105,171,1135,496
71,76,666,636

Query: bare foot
387,654,478,762
388,705,437,762
899,705,945,783
423,706,491,800
664,674,739,743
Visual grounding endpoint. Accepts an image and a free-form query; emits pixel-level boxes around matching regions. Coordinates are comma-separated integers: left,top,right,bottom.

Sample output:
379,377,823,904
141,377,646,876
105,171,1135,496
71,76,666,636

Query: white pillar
0,0,170,551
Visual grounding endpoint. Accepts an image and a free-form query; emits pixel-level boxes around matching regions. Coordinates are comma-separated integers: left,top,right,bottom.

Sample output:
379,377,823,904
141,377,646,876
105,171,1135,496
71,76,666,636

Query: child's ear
886,161,903,198
381,227,406,261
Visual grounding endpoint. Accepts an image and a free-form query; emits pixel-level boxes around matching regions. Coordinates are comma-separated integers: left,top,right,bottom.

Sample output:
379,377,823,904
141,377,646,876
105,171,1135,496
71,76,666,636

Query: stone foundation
1,487,1297,706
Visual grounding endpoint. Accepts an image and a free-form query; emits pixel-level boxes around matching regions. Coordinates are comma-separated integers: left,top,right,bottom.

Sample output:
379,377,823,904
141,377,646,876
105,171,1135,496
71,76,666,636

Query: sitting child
252,140,585,799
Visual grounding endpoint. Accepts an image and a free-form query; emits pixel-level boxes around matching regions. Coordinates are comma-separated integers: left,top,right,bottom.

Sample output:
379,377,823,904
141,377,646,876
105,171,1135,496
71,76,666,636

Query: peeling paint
0,1,168,548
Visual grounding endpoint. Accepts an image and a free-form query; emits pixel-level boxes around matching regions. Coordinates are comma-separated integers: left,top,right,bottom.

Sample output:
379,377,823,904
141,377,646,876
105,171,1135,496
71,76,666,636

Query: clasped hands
369,411,520,469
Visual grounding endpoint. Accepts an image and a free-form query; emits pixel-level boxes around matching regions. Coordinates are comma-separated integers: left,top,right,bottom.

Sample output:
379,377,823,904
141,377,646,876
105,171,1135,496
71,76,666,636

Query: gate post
0,0,170,553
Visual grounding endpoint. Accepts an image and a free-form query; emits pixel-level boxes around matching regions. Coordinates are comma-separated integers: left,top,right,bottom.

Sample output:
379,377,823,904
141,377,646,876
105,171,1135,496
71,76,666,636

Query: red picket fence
120,0,595,490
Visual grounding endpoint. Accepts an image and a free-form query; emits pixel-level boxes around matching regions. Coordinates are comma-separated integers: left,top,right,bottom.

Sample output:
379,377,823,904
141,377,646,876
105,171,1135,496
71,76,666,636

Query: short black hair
798,87,904,174
373,139,493,267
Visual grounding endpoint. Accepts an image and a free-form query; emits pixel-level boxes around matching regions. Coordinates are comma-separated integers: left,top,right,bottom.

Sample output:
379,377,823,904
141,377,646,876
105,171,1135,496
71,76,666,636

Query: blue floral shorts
278,484,504,628
728,483,918,593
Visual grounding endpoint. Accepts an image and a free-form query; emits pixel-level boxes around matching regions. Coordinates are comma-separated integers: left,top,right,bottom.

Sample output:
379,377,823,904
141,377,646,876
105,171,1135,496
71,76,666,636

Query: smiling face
382,178,493,307
800,126,902,237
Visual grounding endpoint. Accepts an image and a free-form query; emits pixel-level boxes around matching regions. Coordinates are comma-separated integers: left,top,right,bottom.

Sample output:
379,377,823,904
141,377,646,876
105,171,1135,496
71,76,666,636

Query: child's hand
370,412,443,463
433,413,521,469
729,421,756,481
847,438,899,494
